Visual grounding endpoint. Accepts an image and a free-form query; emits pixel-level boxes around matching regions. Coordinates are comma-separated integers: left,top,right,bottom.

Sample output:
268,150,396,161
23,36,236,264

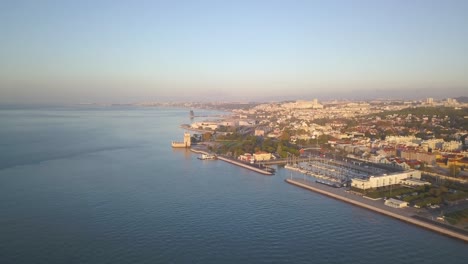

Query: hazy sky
1,0,467,103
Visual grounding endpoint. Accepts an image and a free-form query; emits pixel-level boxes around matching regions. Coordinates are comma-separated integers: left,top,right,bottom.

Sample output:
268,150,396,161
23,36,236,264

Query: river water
0,106,466,263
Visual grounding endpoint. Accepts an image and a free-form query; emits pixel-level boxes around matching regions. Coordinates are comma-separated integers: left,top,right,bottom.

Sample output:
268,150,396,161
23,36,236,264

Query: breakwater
190,148,209,155
285,178,468,243
217,156,273,175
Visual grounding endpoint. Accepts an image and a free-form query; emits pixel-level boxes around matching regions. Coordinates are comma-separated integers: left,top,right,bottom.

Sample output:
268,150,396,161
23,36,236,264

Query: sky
1,0,467,103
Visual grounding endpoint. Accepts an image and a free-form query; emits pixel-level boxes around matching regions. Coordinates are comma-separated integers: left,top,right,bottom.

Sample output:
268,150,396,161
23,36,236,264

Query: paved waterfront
288,177,419,216
286,177,468,243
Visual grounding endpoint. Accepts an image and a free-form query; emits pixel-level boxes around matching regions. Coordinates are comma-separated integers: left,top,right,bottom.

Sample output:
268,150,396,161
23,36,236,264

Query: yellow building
253,151,272,161
385,198,408,208
171,132,191,148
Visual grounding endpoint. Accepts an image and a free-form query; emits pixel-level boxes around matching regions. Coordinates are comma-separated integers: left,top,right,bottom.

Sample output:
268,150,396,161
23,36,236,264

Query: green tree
449,165,460,177
280,130,290,141
202,132,212,141
276,143,283,156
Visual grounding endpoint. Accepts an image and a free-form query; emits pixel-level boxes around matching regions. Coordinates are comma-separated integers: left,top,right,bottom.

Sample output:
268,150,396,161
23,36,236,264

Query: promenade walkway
285,178,468,243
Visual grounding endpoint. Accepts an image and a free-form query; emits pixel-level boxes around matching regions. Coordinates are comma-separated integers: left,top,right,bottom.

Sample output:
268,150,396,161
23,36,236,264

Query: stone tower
184,132,191,147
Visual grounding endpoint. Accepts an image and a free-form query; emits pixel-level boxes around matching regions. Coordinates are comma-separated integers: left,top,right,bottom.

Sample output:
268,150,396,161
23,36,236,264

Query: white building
443,141,462,151
386,136,421,145
351,170,422,190
445,98,458,106
422,139,445,150
191,122,219,130
385,198,408,208
281,100,323,110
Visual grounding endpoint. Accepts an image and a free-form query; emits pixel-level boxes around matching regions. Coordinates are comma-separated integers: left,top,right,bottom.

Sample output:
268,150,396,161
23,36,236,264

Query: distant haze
1,1,467,104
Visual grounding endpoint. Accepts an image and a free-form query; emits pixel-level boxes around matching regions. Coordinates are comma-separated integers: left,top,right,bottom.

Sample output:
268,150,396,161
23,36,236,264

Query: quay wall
217,156,273,175
285,179,468,243
189,148,273,175
190,148,209,155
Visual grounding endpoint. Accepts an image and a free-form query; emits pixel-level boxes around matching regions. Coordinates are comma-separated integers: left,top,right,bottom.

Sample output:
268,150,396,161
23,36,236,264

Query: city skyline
1,0,467,103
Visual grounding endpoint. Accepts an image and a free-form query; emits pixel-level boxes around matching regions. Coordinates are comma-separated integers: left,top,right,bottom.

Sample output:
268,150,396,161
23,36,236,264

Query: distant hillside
455,96,468,103
374,106,468,118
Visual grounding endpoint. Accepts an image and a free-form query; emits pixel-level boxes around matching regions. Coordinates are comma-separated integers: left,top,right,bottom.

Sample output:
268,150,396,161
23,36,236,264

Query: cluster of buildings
351,170,428,190
179,97,467,180
238,151,273,163
425,97,462,107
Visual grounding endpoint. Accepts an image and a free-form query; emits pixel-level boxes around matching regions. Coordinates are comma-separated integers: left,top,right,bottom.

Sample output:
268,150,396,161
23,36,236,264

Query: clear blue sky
1,0,467,103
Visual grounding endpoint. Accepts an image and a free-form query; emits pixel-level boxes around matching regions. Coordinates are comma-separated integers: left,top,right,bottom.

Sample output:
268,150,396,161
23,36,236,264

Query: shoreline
189,146,468,241
285,178,468,243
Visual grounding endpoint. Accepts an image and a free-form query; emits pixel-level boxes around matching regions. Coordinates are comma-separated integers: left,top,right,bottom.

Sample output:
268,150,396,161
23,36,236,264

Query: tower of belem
183,132,191,147
171,132,191,148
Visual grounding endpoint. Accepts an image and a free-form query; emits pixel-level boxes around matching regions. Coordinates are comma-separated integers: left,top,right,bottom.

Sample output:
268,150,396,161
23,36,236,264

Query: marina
186,134,467,242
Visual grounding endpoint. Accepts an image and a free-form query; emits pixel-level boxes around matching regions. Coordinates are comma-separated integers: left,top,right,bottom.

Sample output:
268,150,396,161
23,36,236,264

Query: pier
285,178,468,243
217,156,273,175
190,148,273,175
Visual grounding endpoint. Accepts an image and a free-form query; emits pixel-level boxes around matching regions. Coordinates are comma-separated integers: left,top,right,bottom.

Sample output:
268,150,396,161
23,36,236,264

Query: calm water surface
0,106,466,263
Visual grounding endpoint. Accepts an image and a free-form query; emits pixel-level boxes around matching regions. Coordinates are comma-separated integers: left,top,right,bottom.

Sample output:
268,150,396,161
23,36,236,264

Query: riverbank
285,178,468,243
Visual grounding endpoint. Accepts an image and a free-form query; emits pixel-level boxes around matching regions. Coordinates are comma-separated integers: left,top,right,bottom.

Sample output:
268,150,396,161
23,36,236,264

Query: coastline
285,178,468,243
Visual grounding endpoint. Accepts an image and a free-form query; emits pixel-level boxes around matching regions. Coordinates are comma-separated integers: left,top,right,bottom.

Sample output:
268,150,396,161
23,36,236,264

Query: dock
285,178,468,243
190,148,273,175
217,156,273,175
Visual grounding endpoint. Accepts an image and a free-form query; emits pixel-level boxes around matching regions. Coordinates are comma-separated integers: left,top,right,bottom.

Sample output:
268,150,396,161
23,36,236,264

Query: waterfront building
384,198,408,208
171,132,191,148
351,170,422,190
253,151,272,161
238,153,254,163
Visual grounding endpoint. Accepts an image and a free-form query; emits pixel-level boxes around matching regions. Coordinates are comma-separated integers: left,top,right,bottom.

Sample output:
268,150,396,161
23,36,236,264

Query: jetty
285,178,468,243
217,156,273,175
190,148,273,175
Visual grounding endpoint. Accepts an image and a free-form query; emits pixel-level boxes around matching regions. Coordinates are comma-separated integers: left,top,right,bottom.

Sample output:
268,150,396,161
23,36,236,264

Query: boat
198,153,217,160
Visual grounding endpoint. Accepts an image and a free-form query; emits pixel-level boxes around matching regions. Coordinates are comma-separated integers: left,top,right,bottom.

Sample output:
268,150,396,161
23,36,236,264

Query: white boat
198,154,217,160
